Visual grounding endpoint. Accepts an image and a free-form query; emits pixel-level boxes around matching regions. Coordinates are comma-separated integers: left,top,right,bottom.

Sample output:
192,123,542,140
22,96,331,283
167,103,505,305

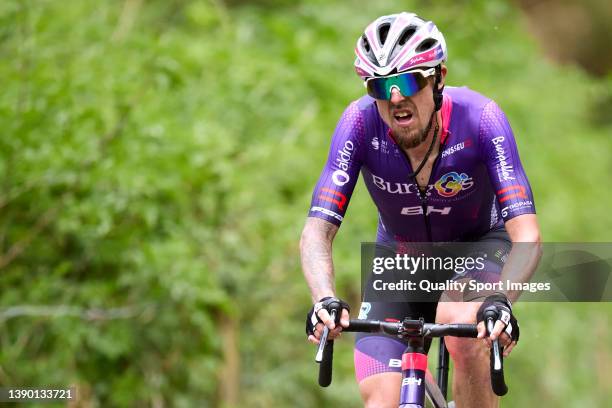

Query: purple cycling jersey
308,86,536,242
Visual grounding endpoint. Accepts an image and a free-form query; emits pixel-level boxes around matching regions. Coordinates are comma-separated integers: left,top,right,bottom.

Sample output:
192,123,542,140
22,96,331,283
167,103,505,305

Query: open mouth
393,110,414,126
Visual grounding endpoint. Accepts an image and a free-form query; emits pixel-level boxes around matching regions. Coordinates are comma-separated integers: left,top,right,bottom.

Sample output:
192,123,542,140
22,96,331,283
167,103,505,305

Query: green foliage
0,0,610,407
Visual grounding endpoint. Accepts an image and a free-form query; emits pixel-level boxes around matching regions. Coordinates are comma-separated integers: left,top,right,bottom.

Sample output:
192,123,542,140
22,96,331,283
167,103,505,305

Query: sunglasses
364,68,436,100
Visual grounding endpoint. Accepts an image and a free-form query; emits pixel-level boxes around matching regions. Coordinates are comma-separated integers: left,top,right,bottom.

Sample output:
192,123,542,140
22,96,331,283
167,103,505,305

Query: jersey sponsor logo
358,302,371,319
371,137,380,150
332,170,350,186
491,136,515,182
408,55,426,65
441,139,472,158
318,188,347,210
500,200,533,218
373,174,417,194
404,46,443,69
434,172,474,197
332,140,354,187
310,206,343,222
371,174,433,195
497,185,527,203
401,205,452,216
371,136,391,154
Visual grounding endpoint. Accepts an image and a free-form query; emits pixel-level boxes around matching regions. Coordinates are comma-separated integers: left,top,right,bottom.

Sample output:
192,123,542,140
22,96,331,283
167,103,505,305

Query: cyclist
301,12,542,408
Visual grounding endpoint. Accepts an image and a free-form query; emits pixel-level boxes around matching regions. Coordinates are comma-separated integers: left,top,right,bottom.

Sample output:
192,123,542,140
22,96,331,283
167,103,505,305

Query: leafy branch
0,304,156,322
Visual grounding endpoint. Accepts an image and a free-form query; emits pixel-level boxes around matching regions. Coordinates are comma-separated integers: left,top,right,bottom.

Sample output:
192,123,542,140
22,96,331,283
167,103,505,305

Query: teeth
396,112,409,118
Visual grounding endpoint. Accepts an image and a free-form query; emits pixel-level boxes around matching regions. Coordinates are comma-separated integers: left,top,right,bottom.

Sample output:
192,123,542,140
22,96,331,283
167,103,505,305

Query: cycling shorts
354,226,511,383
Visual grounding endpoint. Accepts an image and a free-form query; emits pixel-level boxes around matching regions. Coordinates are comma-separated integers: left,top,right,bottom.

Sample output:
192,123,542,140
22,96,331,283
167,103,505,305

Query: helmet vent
362,35,371,53
378,23,391,45
416,38,438,53
398,26,417,46
361,35,380,66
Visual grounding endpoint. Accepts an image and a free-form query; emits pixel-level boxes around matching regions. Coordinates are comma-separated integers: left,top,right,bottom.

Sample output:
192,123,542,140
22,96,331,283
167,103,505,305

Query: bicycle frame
402,337,450,408
397,322,454,408
399,336,428,407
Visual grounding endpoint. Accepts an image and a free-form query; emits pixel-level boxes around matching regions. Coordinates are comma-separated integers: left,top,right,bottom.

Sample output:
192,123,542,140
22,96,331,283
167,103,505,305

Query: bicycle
314,306,508,408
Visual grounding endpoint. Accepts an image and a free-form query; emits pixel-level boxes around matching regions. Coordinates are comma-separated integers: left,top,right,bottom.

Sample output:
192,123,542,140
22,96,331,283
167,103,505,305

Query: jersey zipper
393,122,446,242
413,149,443,242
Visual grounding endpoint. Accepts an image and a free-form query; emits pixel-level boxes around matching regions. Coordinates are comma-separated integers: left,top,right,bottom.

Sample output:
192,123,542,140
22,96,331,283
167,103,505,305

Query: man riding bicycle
301,12,542,408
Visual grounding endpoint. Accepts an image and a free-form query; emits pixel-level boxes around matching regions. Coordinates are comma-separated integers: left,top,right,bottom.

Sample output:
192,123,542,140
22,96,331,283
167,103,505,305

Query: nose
389,87,406,105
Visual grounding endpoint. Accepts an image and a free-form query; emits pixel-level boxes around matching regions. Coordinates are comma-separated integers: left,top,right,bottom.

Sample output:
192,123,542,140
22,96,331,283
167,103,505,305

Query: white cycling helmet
354,12,447,80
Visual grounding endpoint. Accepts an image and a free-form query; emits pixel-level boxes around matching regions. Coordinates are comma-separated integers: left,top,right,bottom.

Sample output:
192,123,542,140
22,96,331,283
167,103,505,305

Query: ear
438,64,447,90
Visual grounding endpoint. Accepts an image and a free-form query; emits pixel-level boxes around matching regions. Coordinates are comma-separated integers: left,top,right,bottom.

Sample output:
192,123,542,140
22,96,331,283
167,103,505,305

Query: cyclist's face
376,66,446,150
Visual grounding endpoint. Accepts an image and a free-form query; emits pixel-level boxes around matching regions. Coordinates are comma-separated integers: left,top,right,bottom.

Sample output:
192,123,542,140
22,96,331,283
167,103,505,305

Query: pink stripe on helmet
398,47,441,71
365,24,381,52
355,46,378,72
355,66,370,78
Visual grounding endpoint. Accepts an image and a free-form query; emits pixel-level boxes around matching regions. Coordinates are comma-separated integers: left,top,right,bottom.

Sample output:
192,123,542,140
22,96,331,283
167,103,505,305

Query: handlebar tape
318,340,334,387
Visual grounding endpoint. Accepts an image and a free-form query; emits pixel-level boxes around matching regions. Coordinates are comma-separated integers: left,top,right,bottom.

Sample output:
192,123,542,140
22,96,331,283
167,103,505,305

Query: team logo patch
434,172,474,197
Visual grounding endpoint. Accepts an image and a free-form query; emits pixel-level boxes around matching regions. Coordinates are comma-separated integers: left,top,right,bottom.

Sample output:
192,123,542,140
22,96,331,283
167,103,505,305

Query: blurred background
1,0,611,407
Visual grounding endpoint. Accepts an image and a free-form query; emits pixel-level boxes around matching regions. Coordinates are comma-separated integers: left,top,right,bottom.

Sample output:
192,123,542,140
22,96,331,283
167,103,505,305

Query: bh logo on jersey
434,172,474,197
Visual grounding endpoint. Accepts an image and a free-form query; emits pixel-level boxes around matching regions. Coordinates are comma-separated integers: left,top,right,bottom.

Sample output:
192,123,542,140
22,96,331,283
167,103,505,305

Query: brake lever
486,318,502,370
315,309,336,362
485,313,509,396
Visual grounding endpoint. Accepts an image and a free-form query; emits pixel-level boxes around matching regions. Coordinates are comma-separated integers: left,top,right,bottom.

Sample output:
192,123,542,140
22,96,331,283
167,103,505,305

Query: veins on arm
300,217,340,303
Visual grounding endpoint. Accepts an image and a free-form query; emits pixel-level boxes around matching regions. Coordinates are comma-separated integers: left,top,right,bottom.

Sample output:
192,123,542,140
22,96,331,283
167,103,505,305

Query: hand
306,297,350,345
476,293,520,357
477,319,516,357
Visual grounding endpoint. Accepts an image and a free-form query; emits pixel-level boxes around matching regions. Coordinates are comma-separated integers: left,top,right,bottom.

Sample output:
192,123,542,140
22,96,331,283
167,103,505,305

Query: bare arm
501,213,543,302
478,214,542,353
300,217,340,303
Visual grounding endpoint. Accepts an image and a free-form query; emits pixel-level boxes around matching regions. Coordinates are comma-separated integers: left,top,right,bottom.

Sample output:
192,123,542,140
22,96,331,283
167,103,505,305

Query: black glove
305,297,350,336
476,293,520,343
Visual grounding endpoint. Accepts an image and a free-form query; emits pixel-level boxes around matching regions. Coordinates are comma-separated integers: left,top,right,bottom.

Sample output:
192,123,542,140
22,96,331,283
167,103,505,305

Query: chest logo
434,172,474,197
441,139,472,158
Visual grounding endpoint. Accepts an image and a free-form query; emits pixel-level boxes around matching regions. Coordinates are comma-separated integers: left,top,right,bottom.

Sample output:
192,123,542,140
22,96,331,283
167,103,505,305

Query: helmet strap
433,65,444,111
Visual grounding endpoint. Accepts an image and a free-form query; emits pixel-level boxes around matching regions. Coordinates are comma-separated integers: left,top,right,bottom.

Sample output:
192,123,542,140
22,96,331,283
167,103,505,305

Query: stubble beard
394,121,430,150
